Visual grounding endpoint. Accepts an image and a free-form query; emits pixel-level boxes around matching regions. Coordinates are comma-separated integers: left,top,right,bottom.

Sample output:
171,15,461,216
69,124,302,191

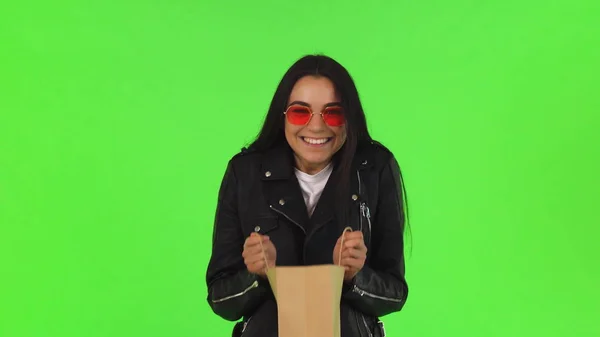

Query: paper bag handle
258,234,270,271
338,226,353,266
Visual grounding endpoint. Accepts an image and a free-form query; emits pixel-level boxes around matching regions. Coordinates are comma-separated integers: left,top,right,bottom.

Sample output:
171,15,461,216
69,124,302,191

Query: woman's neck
294,156,332,175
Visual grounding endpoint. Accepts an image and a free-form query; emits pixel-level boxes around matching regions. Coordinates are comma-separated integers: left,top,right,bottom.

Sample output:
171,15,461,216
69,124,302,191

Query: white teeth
303,137,329,145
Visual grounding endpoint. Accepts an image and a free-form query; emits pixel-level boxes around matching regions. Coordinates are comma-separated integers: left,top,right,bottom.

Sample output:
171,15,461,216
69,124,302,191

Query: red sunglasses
284,104,346,127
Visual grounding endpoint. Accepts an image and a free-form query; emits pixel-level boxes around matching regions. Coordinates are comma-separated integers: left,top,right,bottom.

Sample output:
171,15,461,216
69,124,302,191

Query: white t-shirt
294,163,333,217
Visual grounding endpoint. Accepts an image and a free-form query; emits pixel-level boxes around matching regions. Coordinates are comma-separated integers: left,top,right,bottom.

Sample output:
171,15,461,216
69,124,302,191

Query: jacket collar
260,143,295,181
259,140,375,178
259,141,376,236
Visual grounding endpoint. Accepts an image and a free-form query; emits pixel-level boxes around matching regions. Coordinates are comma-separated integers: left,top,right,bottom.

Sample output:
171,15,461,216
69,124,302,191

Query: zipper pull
378,320,386,337
242,317,252,333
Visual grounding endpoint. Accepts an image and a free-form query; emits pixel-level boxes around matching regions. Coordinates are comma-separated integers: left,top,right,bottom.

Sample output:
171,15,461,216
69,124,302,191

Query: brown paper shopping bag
259,227,352,337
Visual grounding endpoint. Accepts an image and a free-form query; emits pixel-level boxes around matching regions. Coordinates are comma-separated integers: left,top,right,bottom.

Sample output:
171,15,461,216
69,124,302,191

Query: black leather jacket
206,140,409,337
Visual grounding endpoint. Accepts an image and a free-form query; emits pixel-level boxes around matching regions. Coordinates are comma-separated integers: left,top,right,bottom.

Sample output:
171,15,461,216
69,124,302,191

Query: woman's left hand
333,231,368,282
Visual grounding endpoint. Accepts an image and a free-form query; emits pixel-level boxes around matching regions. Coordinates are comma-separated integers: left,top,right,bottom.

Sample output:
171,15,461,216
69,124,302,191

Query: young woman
206,54,409,337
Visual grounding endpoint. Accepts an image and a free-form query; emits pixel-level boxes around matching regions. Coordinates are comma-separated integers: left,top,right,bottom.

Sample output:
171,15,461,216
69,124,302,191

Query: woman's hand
333,231,367,282
242,232,276,277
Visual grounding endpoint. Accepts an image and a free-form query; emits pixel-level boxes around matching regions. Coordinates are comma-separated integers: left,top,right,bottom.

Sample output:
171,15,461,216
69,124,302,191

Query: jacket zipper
377,320,386,337
269,204,308,262
362,314,373,337
352,284,403,303
269,205,306,234
211,280,259,303
241,316,252,334
354,310,364,337
357,170,365,233
364,204,372,233
359,203,364,232
357,170,371,236
360,202,372,233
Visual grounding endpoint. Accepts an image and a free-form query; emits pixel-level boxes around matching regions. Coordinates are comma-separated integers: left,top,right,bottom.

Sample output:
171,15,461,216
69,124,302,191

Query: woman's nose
306,112,326,131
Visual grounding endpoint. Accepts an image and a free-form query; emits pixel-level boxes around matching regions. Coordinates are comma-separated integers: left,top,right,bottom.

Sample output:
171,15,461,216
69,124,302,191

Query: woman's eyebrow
288,101,310,107
287,101,342,108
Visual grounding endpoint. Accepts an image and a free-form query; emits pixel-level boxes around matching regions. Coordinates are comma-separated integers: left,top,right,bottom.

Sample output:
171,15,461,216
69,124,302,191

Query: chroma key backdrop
1,0,599,336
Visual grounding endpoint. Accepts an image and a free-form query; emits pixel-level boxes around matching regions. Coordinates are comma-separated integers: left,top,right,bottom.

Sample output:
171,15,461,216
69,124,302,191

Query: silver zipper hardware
241,316,252,333
212,280,259,303
364,204,372,233
359,202,365,232
354,310,364,337
377,320,386,337
270,204,310,262
360,202,372,240
352,285,403,303
357,170,364,233
269,204,306,234
362,314,373,337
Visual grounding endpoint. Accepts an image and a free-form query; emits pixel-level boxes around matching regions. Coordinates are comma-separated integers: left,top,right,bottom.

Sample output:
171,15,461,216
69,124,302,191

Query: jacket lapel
260,144,310,233
306,168,338,232
309,142,376,235
259,141,376,239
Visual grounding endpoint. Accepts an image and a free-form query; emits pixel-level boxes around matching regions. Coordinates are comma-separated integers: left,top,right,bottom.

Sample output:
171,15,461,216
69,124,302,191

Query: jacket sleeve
206,159,271,321
341,153,409,317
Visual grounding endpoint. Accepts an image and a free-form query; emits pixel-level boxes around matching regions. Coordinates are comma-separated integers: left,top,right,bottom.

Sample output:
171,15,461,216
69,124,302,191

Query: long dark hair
248,54,409,237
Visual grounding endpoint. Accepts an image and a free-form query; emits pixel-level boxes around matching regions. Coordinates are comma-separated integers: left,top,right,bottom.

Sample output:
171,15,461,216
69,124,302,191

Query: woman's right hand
242,232,276,277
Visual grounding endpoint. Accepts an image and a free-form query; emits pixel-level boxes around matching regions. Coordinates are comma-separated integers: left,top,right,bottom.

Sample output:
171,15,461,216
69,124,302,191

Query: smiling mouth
301,136,333,145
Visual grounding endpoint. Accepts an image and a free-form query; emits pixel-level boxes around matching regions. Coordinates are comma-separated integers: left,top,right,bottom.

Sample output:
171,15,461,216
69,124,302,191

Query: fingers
243,233,276,275
244,251,268,265
245,251,272,275
242,243,261,258
338,235,366,270
247,260,267,275
338,231,362,241
340,258,364,271
344,239,366,251
339,232,364,247
243,245,274,262
242,234,271,256
341,247,366,260
335,231,367,268
244,233,269,249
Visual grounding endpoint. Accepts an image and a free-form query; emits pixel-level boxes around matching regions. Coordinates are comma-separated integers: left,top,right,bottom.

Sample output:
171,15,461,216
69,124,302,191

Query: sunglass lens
323,107,345,126
287,106,311,125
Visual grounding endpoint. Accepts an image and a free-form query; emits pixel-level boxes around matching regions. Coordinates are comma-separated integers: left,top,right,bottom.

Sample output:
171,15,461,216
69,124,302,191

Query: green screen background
1,0,599,336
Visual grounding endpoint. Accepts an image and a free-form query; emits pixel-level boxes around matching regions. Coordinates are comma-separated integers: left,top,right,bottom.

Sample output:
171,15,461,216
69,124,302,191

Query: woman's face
284,75,347,174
